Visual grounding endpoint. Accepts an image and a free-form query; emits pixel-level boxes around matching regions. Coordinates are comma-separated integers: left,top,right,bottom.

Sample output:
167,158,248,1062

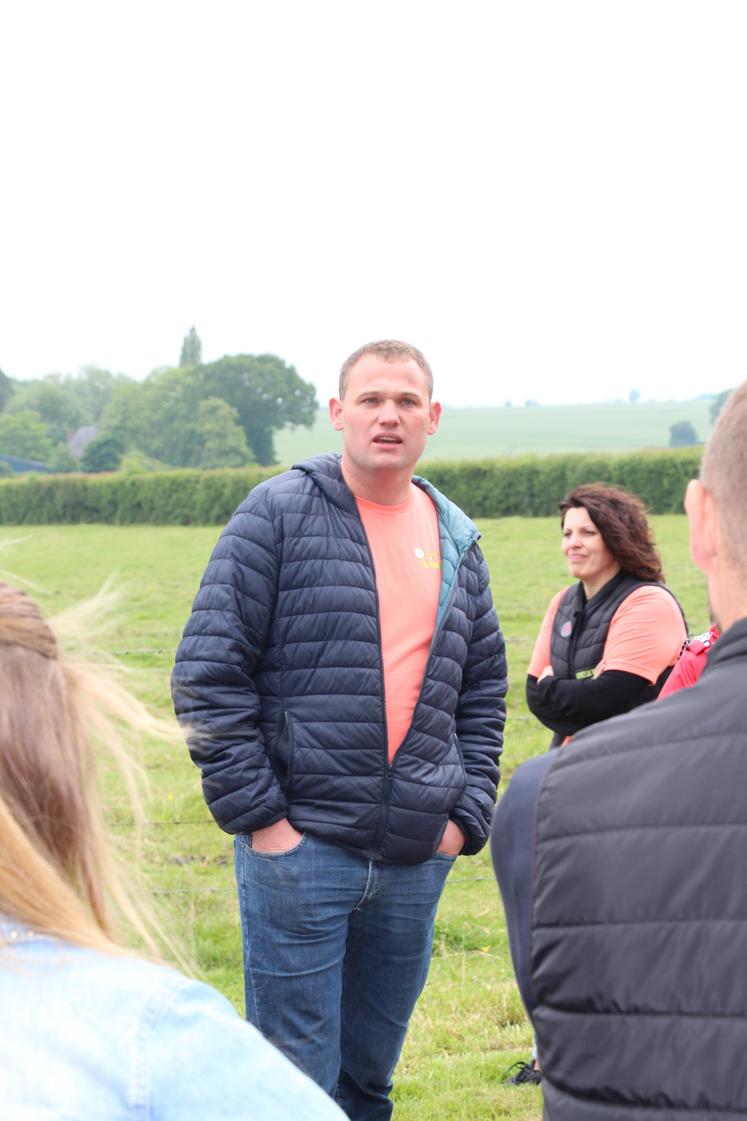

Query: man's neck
716,598,747,633
340,459,413,506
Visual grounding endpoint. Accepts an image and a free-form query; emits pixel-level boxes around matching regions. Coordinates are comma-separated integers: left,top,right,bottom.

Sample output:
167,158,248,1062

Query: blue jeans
234,832,455,1120
490,752,554,1019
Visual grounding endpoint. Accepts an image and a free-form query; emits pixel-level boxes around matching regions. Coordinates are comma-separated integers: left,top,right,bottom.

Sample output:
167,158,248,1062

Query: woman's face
562,506,620,595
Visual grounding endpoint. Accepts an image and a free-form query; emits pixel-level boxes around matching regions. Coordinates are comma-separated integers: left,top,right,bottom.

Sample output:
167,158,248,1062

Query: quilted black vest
549,572,682,700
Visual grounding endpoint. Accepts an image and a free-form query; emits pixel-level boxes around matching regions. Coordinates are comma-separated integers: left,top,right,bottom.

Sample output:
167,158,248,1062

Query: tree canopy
0,369,13,412
0,349,316,472
194,354,317,464
81,433,125,473
5,379,83,444
179,326,203,368
0,409,55,462
669,419,698,447
195,397,253,468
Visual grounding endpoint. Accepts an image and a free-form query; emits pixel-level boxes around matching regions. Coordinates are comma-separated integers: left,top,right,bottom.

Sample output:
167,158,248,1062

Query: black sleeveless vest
549,572,684,703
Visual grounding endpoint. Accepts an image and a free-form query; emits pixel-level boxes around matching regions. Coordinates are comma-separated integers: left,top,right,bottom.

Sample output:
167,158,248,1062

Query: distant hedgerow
0,449,702,525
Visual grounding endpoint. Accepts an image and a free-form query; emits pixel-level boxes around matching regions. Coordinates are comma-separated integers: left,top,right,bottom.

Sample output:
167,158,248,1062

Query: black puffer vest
532,618,747,1118
550,572,682,700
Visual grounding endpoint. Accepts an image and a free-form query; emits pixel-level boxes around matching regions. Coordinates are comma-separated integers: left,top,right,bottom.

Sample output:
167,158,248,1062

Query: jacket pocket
451,730,467,784
422,729,467,823
272,711,296,796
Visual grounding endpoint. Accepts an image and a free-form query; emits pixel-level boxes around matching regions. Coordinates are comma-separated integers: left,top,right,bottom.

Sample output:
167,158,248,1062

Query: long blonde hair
0,581,178,957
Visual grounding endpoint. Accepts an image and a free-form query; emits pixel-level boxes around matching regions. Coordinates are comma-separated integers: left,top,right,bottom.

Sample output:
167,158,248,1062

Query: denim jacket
0,922,344,1120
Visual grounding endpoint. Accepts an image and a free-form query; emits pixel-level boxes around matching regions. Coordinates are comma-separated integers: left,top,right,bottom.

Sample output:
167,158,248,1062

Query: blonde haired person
0,582,344,1120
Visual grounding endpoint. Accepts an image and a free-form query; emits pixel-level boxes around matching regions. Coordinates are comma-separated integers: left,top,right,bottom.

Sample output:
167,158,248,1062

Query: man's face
329,354,441,483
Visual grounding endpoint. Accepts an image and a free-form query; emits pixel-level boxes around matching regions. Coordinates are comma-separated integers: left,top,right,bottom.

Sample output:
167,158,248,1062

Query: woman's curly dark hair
558,483,664,583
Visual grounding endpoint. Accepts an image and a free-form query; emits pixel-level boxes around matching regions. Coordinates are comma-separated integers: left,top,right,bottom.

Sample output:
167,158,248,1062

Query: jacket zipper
369,530,474,854
567,605,584,677
356,515,392,854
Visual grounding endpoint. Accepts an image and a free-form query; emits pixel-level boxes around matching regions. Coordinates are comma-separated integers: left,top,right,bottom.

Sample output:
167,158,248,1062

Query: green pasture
275,399,714,465
4,520,709,1120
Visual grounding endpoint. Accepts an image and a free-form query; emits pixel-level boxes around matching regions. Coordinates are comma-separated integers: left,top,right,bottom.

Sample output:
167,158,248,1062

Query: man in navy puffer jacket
172,340,507,1119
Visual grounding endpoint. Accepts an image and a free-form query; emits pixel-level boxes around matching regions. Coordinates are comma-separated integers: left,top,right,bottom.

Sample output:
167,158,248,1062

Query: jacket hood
293,452,356,511
292,453,479,553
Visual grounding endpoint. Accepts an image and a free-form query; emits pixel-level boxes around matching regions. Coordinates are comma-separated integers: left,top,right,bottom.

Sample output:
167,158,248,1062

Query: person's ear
329,397,344,431
685,479,718,575
427,401,442,435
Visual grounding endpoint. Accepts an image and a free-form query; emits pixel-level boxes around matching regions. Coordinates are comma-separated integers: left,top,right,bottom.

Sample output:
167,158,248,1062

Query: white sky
1,1,745,406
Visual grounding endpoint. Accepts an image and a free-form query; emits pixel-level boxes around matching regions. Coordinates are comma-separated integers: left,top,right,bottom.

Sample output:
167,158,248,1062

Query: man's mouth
373,435,402,444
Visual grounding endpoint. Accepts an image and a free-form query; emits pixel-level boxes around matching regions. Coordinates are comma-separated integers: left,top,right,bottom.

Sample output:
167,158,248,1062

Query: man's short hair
338,340,434,399
700,381,747,571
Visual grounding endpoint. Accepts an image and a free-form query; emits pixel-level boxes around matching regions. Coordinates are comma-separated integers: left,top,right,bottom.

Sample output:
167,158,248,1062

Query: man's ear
685,478,718,575
329,397,344,431
427,401,442,435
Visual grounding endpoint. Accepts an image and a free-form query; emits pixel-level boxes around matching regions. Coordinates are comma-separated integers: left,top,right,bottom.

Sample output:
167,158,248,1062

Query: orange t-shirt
528,585,686,683
356,485,441,761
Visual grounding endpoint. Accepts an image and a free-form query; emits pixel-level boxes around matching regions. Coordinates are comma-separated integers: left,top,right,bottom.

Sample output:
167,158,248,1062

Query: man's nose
378,399,399,422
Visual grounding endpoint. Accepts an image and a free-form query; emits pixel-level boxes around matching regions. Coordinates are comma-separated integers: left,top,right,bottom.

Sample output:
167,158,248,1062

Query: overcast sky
1,1,745,406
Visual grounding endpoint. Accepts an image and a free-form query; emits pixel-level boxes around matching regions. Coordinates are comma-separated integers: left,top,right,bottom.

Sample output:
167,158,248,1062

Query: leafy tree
5,377,83,443
47,444,79,473
100,380,154,453
0,369,14,412
81,433,125,473
101,367,201,466
710,388,733,425
195,397,254,467
6,368,134,434
99,352,316,468
195,354,317,464
138,368,204,466
669,420,698,447
119,450,167,474
0,410,55,462
180,326,203,368
73,366,133,423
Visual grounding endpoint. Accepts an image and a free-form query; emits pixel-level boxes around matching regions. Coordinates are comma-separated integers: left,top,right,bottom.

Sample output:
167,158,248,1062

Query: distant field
0,519,709,1121
274,398,713,465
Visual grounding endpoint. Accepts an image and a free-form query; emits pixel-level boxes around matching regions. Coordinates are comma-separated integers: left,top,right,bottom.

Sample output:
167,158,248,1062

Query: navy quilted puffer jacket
172,453,507,865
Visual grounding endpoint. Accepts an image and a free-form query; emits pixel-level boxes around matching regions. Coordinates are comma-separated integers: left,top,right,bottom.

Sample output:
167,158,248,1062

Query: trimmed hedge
0,467,281,526
423,448,703,519
0,449,703,525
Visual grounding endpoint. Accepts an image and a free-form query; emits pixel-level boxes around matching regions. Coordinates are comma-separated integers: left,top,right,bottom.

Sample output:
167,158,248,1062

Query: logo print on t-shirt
414,546,440,570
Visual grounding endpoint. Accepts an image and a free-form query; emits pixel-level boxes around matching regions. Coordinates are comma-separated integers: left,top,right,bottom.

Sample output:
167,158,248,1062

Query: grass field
274,399,715,465
2,519,710,1120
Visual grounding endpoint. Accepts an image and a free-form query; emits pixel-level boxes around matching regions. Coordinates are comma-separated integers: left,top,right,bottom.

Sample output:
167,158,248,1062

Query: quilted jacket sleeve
171,490,288,834
450,546,507,854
